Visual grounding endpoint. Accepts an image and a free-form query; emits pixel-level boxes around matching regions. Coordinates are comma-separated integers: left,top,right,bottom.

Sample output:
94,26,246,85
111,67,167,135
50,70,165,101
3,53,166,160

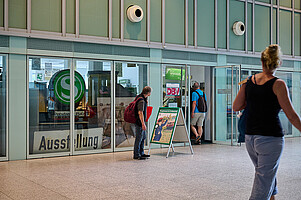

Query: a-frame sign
148,107,194,158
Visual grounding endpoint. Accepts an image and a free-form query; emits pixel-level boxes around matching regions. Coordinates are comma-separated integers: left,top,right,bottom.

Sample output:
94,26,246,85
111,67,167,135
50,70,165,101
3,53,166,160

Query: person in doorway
233,44,301,200
191,82,207,144
133,86,152,160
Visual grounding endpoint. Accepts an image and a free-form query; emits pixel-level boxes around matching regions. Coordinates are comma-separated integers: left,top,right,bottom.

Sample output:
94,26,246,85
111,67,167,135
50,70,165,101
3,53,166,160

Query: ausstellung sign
33,128,103,153
49,69,85,105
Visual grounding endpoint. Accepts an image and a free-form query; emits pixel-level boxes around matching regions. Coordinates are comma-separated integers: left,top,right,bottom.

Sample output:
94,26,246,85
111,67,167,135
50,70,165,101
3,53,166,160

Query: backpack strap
194,90,202,98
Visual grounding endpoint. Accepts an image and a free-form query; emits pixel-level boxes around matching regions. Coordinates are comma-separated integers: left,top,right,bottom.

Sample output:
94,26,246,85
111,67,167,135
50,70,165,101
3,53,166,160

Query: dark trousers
132,124,146,158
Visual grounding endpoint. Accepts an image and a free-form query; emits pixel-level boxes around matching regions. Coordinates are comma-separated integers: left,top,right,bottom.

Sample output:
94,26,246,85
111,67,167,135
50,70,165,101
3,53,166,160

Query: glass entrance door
214,66,240,145
162,65,190,123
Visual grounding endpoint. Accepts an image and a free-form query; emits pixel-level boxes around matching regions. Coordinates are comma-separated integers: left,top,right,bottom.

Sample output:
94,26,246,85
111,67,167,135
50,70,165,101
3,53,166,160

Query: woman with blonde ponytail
233,44,301,200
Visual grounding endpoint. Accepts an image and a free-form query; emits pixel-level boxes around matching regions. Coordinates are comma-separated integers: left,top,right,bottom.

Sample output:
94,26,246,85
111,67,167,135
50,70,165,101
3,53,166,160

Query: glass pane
0,0,3,27
79,0,108,37
280,0,291,8
273,8,277,44
296,0,301,10
197,0,214,47
275,71,292,136
188,0,194,46
31,0,62,32
124,0,147,41
115,62,148,148
247,3,252,51
163,66,185,108
218,0,227,49
0,55,6,157
66,0,75,34
255,5,270,52
229,0,245,50
29,57,70,155
74,60,112,151
112,0,120,38
256,0,270,3
165,0,185,44
9,0,27,29
150,0,161,42
295,13,300,56
215,66,239,145
279,10,292,55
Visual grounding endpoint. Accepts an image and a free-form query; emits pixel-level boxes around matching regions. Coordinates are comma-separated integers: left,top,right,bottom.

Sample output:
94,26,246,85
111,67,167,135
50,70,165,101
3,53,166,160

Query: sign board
33,128,103,153
166,83,180,96
165,68,185,80
49,69,86,105
149,107,193,157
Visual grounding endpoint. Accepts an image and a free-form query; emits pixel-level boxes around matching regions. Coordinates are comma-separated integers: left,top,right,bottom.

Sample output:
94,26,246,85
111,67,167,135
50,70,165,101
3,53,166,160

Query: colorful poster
150,107,179,145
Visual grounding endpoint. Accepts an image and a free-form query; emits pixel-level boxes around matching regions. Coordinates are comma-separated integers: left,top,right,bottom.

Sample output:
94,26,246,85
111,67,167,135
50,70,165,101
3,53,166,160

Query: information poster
150,107,179,145
166,83,180,96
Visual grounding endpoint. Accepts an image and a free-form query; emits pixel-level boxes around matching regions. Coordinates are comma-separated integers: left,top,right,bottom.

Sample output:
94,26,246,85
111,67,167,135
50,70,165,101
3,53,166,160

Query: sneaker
133,156,146,160
141,154,150,158
196,136,201,142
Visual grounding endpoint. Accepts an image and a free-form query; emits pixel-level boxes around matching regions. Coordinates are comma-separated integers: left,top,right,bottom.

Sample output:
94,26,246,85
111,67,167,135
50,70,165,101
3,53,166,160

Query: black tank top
245,75,283,137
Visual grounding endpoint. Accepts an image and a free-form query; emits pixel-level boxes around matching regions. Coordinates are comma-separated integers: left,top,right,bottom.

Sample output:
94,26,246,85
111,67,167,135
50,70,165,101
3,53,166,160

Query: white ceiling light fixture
127,5,144,23
232,21,245,36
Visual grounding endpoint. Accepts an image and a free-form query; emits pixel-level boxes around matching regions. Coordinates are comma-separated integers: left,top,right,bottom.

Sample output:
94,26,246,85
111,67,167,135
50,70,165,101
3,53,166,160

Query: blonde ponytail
261,44,282,71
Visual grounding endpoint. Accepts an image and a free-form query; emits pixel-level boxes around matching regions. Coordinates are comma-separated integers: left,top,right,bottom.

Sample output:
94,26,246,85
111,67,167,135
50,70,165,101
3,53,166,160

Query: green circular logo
53,70,85,105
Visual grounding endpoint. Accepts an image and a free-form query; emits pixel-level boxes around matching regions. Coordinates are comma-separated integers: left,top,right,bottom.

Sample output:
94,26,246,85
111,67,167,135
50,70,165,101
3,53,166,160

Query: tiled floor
0,138,301,200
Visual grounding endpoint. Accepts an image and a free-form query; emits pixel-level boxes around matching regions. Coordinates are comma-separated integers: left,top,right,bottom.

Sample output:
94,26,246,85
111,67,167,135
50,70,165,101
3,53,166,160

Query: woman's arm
273,79,301,132
233,83,247,112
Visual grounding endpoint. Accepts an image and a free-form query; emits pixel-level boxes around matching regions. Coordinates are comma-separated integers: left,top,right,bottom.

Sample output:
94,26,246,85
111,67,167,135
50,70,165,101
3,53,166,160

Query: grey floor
0,137,301,200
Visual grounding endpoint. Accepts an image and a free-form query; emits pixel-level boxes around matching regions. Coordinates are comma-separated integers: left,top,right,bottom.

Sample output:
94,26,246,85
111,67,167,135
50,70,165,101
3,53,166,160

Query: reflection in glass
29,57,70,155
75,60,112,151
0,56,6,157
115,63,147,148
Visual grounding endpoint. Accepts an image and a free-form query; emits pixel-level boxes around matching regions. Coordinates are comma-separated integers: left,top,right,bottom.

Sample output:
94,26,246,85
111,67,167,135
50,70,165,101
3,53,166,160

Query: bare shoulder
273,79,287,95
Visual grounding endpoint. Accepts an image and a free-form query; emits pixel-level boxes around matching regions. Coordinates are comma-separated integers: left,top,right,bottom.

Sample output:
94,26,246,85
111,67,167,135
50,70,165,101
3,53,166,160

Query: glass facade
28,57,71,155
0,55,6,158
28,57,149,156
115,62,148,149
74,60,112,152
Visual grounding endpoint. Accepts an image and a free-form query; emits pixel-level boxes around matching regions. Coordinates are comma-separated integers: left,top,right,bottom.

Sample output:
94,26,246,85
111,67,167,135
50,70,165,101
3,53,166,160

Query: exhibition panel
28,57,71,155
114,62,148,149
0,55,7,159
74,60,113,152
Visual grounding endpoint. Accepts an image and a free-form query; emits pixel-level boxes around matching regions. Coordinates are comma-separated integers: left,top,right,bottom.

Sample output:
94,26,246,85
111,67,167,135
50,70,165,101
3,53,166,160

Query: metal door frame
213,65,240,146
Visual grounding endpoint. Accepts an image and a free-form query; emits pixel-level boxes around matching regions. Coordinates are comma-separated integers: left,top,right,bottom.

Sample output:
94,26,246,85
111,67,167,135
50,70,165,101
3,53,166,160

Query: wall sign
49,69,85,105
166,83,180,96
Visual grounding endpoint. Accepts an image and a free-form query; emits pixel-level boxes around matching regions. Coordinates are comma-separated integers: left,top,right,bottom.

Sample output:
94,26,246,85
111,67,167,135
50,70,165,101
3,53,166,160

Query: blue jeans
245,135,284,200
132,124,146,158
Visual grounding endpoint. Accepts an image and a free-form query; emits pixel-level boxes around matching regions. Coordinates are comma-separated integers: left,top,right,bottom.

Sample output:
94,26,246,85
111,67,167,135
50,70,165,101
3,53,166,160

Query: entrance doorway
214,65,240,145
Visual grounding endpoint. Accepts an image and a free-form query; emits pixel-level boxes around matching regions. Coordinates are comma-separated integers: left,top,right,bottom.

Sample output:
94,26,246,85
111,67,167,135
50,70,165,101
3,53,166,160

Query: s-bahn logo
50,69,85,105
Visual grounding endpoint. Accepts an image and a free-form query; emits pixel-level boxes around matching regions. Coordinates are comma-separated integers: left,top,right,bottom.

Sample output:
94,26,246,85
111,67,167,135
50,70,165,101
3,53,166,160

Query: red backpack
124,96,143,123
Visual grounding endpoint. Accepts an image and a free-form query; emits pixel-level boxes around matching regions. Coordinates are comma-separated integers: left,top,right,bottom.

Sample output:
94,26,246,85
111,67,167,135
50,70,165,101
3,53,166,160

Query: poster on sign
166,83,180,96
150,107,178,145
149,107,194,157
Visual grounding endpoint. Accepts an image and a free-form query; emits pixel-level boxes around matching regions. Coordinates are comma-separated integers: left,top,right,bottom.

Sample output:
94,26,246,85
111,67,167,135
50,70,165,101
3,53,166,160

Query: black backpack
194,91,207,112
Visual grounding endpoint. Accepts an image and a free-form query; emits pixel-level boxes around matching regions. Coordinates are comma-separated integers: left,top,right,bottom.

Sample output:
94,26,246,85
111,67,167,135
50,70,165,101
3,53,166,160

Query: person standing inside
133,86,152,160
233,44,301,200
191,82,207,144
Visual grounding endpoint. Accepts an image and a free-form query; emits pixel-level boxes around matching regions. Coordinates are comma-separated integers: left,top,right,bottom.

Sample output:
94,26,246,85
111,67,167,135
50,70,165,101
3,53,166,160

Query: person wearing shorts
191,82,207,144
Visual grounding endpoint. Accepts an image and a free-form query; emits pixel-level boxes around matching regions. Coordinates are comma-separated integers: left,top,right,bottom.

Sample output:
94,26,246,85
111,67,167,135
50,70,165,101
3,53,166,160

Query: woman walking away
233,44,301,200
